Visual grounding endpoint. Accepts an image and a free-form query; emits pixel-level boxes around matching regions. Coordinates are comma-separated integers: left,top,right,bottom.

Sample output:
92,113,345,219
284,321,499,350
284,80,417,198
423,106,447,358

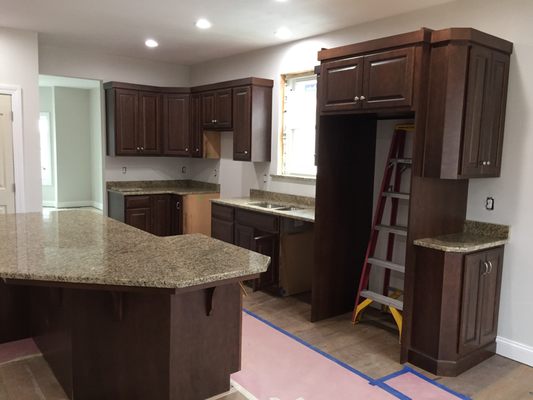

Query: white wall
39,44,193,185
189,0,533,365
0,27,41,212
39,86,56,205
89,88,103,209
54,87,93,205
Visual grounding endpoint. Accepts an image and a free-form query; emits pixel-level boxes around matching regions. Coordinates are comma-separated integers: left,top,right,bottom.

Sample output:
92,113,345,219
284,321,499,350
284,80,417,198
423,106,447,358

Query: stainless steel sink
247,201,302,211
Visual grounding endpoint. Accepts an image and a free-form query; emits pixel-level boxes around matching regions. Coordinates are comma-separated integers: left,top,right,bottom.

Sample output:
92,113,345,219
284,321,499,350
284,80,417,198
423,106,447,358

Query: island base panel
0,281,30,343
28,282,242,400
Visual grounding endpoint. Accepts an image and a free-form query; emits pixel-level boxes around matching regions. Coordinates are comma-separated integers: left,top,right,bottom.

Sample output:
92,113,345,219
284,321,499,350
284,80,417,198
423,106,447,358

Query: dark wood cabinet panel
211,218,234,244
410,245,505,376
125,208,152,232
201,90,233,130
163,94,190,156
319,56,363,112
233,86,252,161
214,89,232,129
170,195,183,235
190,94,203,158
252,233,278,290
114,89,139,155
151,195,171,236
362,47,414,109
138,92,162,154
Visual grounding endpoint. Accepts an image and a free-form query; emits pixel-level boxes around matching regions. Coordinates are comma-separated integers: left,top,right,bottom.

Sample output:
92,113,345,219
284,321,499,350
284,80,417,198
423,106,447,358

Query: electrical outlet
485,197,495,210
181,166,187,174
213,168,218,178
122,167,127,174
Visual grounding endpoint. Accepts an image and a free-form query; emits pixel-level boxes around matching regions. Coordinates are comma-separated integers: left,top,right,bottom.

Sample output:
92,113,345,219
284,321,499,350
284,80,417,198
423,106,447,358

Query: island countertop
0,210,270,290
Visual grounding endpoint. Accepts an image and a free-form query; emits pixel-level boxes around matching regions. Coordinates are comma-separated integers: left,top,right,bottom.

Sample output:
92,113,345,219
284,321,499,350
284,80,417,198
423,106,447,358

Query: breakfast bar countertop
0,210,269,290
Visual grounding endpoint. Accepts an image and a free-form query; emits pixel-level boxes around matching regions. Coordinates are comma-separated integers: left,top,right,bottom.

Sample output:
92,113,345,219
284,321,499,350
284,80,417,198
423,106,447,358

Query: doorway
0,94,15,214
38,75,104,211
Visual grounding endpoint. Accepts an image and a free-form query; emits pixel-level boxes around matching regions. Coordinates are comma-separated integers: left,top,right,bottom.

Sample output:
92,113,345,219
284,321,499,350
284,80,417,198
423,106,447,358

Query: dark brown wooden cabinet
190,94,203,158
233,85,272,162
319,47,415,113
138,91,163,154
163,94,190,156
108,192,182,236
201,89,232,130
422,40,511,179
409,245,504,376
211,204,278,291
106,88,163,156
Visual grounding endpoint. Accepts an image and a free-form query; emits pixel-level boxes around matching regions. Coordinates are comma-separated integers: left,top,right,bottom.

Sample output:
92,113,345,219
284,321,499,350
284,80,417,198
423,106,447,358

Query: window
281,72,317,177
39,112,53,186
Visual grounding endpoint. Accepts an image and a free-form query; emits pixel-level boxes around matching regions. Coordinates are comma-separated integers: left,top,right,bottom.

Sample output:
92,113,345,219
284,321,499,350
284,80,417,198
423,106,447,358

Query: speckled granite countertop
414,220,509,253
212,190,315,223
0,210,269,290
107,180,220,196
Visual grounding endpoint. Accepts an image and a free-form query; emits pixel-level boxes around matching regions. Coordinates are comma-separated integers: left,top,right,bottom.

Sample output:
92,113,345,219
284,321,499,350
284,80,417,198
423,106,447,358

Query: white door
0,94,15,214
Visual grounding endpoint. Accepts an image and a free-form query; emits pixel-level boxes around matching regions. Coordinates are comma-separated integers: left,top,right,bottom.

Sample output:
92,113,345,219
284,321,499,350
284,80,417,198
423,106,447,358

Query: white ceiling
1,0,452,65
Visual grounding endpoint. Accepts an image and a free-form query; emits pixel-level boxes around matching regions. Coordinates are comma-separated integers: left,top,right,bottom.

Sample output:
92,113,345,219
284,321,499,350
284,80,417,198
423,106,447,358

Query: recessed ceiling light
275,0,289,2
275,27,292,40
195,18,212,29
145,39,159,48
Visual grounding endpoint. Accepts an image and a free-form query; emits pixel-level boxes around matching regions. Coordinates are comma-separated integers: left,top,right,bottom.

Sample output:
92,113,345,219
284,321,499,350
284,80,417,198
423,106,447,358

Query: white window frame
279,72,317,178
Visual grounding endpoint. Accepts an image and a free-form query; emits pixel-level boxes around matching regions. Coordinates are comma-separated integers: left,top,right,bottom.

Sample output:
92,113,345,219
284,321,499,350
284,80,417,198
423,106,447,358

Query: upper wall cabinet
201,89,232,130
163,94,190,156
106,87,164,156
422,29,512,179
317,29,431,114
320,47,415,113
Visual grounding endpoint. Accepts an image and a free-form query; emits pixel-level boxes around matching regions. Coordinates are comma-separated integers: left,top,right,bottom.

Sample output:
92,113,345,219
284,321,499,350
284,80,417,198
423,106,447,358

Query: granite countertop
107,179,220,196
414,220,509,253
0,210,269,290
212,190,315,223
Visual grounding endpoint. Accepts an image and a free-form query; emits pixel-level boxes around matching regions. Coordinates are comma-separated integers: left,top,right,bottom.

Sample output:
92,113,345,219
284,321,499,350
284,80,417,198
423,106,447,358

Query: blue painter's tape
242,308,410,399
399,366,472,400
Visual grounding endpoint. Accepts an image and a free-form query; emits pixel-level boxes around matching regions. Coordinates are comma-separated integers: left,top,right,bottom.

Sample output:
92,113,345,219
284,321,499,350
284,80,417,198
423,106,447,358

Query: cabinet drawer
212,203,234,221
125,195,151,209
235,209,279,233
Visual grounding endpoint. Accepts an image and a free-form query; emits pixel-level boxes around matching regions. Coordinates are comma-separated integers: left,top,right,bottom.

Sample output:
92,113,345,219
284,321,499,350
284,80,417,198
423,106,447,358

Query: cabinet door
233,86,252,161
115,89,139,155
125,208,152,232
252,232,278,291
201,92,216,129
151,195,171,236
479,248,504,346
362,47,415,109
170,195,183,235
319,56,363,112
215,89,233,129
211,218,234,243
480,52,510,177
138,91,162,155
163,94,190,156
234,222,255,250
460,46,492,177
190,94,203,158
459,251,485,355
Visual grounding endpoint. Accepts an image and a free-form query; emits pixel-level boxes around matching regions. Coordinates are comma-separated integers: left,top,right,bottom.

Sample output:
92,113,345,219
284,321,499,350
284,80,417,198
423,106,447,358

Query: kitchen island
0,210,270,400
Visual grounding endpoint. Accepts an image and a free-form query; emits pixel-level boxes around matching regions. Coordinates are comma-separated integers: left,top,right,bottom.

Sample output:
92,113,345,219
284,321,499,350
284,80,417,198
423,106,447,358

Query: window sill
270,174,316,184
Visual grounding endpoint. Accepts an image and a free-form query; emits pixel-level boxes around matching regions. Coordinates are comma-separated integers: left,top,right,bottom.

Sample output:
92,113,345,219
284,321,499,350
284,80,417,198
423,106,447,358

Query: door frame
0,85,25,213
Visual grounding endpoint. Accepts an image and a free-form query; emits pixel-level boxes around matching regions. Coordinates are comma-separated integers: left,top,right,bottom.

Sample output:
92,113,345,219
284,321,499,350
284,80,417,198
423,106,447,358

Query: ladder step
390,158,412,165
375,224,408,236
360,290,404,311
383,191,410,200
368,257,405,273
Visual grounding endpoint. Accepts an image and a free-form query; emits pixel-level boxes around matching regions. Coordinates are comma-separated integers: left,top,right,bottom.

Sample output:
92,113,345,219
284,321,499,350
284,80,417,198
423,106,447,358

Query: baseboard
56,201,95,208
42,201,57,208
91,201,104,210
496,336,533,367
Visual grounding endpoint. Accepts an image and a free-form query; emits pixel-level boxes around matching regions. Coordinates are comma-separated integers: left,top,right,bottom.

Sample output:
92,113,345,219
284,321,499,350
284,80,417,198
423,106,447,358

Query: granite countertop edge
108,188,220,196
211,198,315,223
413,237,508,253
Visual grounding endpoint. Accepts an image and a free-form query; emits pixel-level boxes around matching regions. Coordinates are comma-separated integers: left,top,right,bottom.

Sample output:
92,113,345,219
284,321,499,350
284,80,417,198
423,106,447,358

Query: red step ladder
351,124,414,337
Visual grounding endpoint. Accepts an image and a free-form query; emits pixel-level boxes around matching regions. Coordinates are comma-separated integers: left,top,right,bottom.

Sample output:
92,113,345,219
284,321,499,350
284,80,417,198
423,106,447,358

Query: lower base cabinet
108,192,182,236
212,204,279,292
408,245,504,376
